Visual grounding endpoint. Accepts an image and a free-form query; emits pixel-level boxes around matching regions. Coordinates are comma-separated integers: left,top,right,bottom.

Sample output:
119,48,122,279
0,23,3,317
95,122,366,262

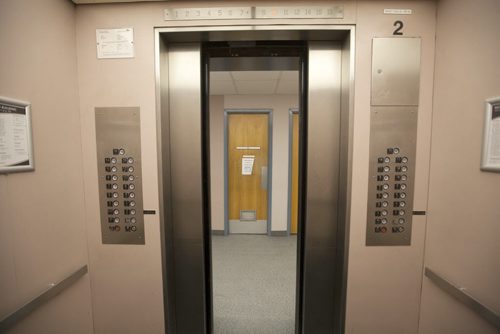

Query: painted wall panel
419,0,500,332
0,0,93,332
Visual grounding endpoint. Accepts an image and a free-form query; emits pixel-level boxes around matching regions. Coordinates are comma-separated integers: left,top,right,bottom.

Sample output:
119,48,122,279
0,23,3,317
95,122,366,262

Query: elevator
155,26,353,333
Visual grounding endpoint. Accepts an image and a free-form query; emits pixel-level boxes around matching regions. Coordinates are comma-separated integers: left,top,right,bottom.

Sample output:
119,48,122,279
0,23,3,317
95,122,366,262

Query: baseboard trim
270,231,288,237
211,230,225,236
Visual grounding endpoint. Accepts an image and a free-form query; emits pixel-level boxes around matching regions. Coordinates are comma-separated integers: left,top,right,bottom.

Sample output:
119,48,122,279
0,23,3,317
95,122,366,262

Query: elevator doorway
156,27,353,333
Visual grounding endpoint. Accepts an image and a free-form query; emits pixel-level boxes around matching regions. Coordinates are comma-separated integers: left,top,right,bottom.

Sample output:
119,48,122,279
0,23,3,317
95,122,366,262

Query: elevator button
113,209,119,215
111,157,117,164
128,166,134,173
112,192,118,198
399,210,405,216
130,209,136,215
119,149,125,155
381,210,388,216
400,202,406,207
383,166,390,172
129,184,135,190
114,217,120,223
131,217,137,224
382,201,388,207
383,175,389,181
384,157,390,163
402,157,408,163
382,192,389,199
398,218,405,224
128,157,134,164
400,193,407,199
383,184,389,190
128,175,135,181
112,175,118,181
401,175,407,181
393,147,400,154
130,201,136,207
400,184,407,190
113,201,119,207
129,192,135,198
401,166,408,172
381,218,387,224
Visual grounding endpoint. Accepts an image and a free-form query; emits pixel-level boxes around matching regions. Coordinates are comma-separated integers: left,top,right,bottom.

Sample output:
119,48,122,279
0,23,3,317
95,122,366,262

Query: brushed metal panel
167,44,207,333
95,107,144,245
371,38,421,106
303,42,342,333
366,107,417,246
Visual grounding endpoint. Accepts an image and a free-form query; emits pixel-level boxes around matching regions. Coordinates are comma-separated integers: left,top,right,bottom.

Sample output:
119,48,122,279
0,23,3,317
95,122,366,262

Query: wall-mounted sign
96,28,134,59
0,97,34,174
164,6,344,21
481,97,500,172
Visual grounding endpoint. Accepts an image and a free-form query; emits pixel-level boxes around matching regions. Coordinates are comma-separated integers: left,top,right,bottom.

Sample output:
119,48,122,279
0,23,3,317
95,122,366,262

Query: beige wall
418,0,500,333
0,0,93,333
74,1,437,333
345,2,436,333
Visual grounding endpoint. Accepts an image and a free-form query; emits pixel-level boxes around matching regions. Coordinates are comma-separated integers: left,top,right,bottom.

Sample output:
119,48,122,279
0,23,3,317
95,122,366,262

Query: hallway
212,235,297,333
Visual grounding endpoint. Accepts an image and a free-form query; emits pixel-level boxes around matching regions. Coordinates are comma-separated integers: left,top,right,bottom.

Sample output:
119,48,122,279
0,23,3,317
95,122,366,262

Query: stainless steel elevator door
159,40,344,334
301,42,342,333
166,43,208,333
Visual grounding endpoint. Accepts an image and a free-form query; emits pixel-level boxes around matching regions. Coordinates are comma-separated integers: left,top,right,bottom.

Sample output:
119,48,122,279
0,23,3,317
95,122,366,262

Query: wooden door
291,113,299,234
228,114,269,223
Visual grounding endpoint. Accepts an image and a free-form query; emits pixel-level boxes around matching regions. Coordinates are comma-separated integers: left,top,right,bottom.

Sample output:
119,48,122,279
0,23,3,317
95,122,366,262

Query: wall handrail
0,264,88,331
425,267,500,329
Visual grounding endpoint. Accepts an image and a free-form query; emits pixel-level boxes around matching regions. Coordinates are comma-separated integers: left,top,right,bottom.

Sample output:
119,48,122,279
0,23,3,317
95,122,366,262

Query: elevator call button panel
95,107,145,245
366,37,421,246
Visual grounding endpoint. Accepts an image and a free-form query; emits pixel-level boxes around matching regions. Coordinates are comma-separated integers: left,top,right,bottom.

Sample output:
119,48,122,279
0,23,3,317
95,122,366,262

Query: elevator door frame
155,25,355,334
224,109,273,236
288,107,299,236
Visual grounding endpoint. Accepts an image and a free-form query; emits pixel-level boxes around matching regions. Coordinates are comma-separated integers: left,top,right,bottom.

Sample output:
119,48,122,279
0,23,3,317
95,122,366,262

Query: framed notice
0,97,34,173
481,97,500,172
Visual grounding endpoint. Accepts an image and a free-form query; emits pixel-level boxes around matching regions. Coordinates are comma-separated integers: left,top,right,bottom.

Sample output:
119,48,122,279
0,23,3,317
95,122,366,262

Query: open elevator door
158,36,348,333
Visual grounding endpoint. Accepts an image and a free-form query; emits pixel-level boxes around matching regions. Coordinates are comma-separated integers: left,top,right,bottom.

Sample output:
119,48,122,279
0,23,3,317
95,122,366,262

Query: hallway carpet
212,235,297,334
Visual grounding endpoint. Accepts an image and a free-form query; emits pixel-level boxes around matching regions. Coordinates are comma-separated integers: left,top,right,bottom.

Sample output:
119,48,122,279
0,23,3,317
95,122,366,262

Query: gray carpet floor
212,235,297,334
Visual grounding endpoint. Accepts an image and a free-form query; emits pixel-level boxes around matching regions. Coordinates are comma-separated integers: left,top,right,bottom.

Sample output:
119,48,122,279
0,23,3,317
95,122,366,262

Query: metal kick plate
366,107,417,246
371,38,421,106
95,107,145,245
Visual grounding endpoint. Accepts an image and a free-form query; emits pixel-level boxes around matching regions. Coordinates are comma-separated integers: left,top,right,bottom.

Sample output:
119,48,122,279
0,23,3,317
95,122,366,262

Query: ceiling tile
231,71,281,81
210,71,233,81
210,79,237,95
234,80,278,95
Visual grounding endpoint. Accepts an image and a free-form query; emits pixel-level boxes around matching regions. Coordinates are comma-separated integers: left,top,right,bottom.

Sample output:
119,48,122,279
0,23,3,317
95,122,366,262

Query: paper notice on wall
96,28,134,59
242,155,255,175
0,103,29,167
486,105,500,164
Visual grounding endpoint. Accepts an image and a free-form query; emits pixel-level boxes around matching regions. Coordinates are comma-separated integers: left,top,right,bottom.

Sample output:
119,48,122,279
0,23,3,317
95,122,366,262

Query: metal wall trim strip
425,267,500,329
0,265,88,331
